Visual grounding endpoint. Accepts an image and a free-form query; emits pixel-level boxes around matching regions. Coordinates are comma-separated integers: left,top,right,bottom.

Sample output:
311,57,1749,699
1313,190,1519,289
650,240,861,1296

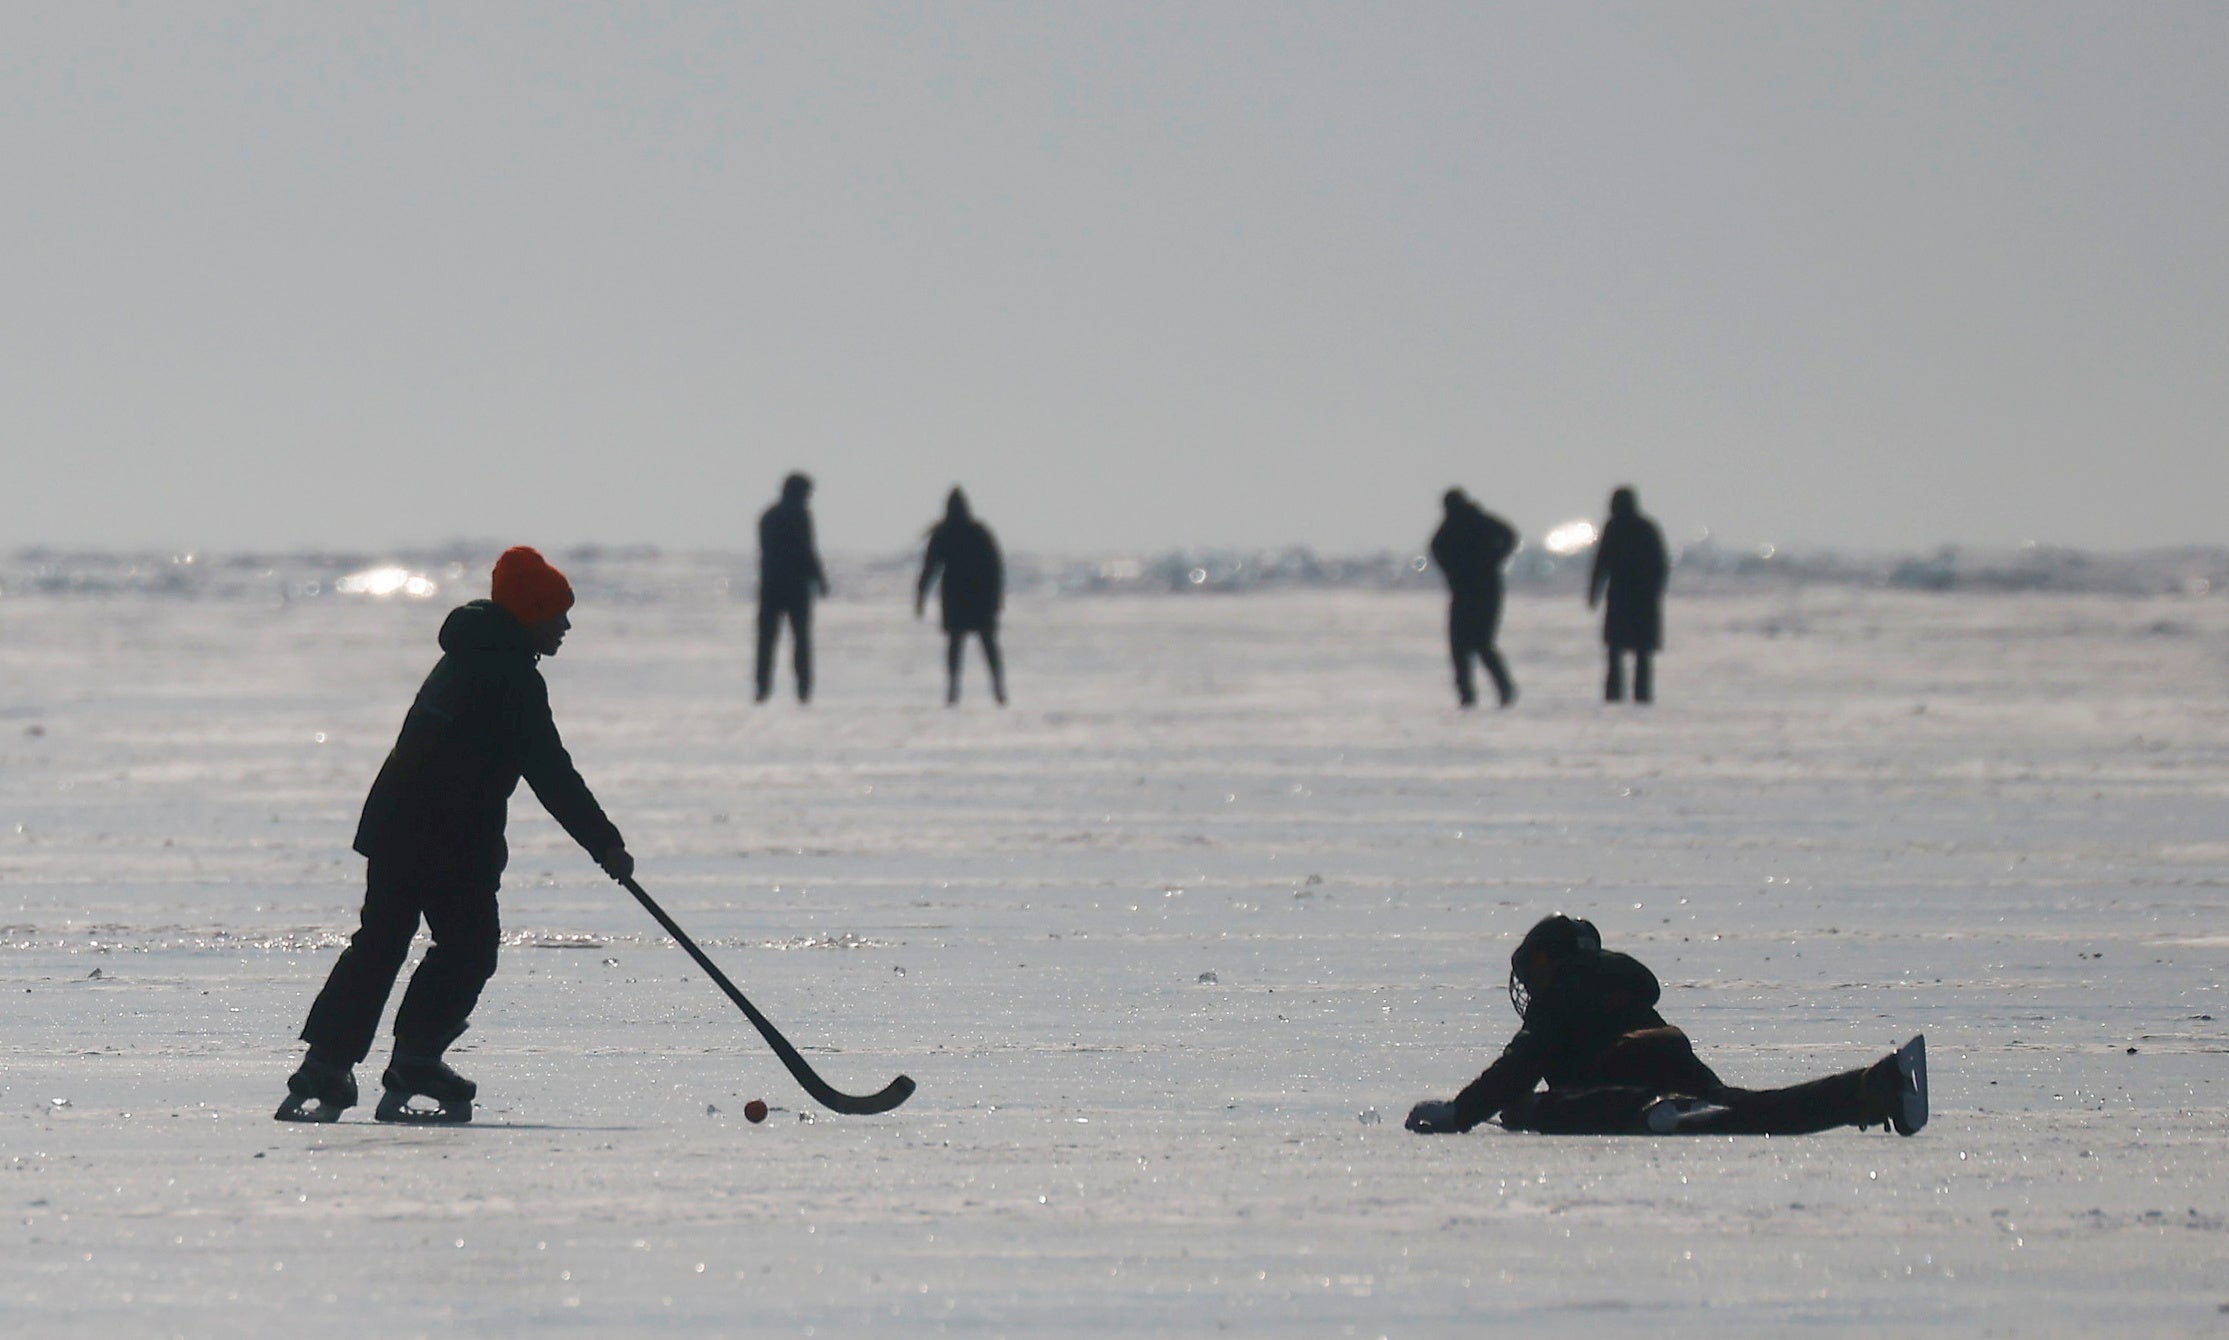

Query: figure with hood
1589,486,1669,703
1428,488,1519,708
916,487,1006,705
1404,915,1928,1137
276,547,633,1124
757,471,830,703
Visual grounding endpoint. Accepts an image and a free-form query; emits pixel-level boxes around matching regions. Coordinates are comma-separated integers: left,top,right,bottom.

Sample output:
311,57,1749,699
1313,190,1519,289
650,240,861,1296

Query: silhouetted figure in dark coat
1588,487,1668,704
756,472,829,703
916,487,1006,706
1428,489,1519,708
279,547,633,1123
1404,915,1928,1137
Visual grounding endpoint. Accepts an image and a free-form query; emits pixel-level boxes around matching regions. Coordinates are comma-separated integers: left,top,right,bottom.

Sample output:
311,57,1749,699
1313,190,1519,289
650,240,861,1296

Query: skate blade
374,1091,472,1125
1894,1035,1927,1135
1644,1095,1730,1135
274,1095,344,1123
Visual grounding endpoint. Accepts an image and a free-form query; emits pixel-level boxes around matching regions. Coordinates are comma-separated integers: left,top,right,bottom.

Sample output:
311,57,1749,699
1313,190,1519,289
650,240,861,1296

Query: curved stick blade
815,1073,916,1117
621,877,917,1115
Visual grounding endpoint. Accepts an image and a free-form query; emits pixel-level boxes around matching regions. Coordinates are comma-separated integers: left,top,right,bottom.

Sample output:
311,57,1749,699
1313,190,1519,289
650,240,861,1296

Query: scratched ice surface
2,562,2226,1336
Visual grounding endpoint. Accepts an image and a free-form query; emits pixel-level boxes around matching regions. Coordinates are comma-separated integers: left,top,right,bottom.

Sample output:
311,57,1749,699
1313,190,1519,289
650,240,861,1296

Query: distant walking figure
1589,487,1668,704
756,472,829,703
1429,489,1519,708
916,487,1006,706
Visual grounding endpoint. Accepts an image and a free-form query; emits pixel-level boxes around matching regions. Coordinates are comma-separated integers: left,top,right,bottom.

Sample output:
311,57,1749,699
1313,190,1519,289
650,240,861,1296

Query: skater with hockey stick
1405,914,1926,1137
277,547,632,1123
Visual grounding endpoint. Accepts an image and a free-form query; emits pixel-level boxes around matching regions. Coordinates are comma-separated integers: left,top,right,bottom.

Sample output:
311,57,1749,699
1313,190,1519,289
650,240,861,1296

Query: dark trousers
944,626,1005,704
756,598,813,702
299,856,501,1066
1449,596,1515,706
1499,1027,1871,1135
1605,648,1653,703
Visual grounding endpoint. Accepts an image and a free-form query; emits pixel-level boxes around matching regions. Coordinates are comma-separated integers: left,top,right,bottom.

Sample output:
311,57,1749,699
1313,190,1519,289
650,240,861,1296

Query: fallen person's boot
1859,1035,1928,1135
1643,1094,1732,1134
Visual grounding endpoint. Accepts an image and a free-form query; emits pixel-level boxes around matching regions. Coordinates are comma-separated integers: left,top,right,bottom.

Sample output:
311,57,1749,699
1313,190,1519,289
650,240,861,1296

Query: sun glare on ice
336,566,438,599
1542,520,1597,556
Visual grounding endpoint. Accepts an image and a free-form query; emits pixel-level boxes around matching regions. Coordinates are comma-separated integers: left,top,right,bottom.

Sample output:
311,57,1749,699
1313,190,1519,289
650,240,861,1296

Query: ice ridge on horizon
1,541,2222,602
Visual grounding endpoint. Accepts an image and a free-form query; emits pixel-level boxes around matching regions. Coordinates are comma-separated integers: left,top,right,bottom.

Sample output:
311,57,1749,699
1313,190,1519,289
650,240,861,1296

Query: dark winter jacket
758,500,827,607
1430,500,1518,605
353,601,622,879
1589,507,1669,651
918,495,1004,633
1450,947,1670,1130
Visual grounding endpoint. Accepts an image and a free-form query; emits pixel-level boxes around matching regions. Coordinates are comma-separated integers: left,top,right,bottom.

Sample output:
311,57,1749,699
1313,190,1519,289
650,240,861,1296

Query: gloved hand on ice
1404,1099,1463,1133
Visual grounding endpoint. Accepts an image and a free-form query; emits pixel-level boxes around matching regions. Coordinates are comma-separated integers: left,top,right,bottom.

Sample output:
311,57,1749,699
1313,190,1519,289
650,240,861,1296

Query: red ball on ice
744,1099,769,1123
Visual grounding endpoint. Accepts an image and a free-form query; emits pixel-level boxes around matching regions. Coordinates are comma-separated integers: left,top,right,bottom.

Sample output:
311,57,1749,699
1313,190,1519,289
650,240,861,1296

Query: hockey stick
620,876,915,1115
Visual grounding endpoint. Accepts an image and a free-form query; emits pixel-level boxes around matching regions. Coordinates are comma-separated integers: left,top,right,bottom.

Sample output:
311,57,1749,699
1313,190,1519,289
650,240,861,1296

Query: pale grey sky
5,3,2223,555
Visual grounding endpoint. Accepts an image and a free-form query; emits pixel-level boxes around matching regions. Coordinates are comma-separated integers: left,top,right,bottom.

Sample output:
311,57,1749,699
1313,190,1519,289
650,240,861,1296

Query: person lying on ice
1405,915,1926,1136
276,547,633,1124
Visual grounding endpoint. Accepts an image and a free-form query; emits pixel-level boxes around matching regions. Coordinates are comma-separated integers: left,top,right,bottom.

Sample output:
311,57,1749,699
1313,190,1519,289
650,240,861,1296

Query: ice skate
1860,1034,1927,1136
1643,1093,1730,1134
1891,1034,1927,1134
374,1053,477,1125
274,1052,357,1123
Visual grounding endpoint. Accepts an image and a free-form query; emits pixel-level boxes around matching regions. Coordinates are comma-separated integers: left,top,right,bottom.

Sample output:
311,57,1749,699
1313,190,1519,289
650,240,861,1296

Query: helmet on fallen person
1508,914,1602,1017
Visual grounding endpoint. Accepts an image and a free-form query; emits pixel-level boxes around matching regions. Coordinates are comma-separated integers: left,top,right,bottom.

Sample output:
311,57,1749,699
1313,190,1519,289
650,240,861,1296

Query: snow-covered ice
3,573,2226,1335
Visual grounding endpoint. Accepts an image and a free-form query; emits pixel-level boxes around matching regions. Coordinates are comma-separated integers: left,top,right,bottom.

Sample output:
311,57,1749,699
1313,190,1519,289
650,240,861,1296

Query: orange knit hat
490,546,575,626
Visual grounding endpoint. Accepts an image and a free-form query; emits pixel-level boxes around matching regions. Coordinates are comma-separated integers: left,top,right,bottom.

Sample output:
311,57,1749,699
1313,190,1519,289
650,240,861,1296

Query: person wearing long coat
1587,487,1669,703
916,487,1006,705
1428,488,1520,708
756,472,829,703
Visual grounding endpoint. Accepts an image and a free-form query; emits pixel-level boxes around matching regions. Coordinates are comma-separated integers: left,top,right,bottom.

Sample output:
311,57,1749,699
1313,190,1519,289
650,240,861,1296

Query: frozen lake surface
3,579,2226,1336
